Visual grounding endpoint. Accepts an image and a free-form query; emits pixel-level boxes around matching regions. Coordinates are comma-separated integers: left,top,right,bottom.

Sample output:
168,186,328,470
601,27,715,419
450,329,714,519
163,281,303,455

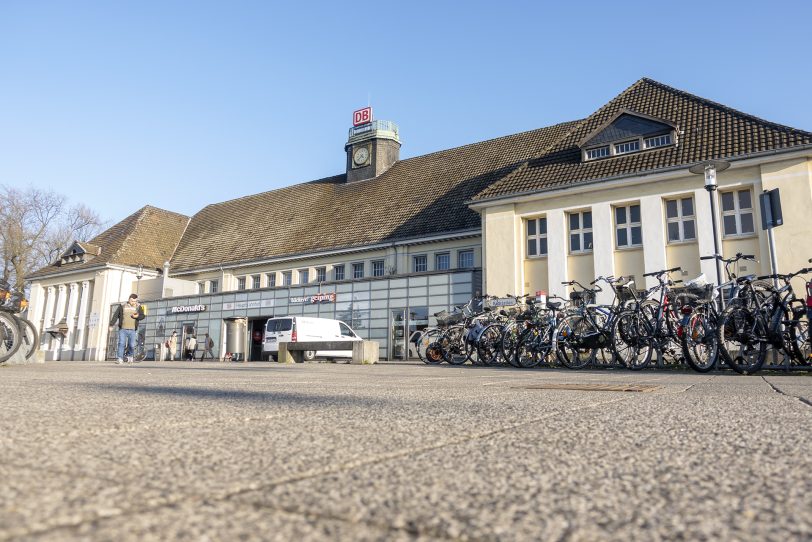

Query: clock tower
345,111,401,183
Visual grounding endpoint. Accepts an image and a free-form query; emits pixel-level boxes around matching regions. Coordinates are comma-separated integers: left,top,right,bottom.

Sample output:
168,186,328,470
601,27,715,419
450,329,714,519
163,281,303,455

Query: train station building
27,78,812,361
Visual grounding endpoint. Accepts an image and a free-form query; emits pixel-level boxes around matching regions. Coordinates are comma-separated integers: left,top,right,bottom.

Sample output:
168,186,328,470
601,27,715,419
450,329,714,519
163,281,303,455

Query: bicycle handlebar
643,266,681,278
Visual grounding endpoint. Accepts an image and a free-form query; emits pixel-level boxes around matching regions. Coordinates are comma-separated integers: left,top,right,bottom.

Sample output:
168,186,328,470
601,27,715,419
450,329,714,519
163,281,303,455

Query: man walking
184,334,197,361
109,293,145,364
167,330,178,360
199,333,215,361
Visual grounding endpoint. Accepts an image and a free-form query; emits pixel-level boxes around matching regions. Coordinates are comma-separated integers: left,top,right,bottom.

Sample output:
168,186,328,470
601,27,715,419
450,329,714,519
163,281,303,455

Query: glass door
390,309,407,360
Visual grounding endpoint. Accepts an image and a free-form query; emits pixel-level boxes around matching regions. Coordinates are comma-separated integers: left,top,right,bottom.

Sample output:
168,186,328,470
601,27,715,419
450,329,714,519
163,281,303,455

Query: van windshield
266,319,292,332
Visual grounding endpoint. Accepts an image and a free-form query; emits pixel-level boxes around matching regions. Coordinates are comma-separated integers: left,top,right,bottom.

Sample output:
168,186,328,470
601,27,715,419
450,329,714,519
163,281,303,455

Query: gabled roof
29,206,190,279
472,78,812,202
168,121,579,272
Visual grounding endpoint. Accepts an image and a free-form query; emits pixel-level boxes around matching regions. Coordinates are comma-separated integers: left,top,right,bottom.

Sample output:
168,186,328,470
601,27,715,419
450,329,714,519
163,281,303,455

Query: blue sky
2,1,811,226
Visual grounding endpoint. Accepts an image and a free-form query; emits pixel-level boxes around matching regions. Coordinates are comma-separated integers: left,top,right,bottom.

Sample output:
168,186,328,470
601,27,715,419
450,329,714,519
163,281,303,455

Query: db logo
353,107,372,126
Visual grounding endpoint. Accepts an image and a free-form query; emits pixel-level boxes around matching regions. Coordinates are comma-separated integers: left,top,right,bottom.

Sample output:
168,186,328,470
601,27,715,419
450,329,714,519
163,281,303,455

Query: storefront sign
290,292,336,304
488,298,516,307
171,304,207,314
222,299,274,311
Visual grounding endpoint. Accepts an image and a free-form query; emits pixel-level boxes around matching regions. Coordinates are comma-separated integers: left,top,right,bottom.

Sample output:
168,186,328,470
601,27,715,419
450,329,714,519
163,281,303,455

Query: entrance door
180,323,195,360
407,306,428,359
390,309,407,360
249,318,269,361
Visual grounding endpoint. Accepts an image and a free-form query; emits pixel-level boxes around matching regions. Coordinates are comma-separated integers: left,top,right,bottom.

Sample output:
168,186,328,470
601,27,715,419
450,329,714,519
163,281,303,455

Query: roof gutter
467,144,812,210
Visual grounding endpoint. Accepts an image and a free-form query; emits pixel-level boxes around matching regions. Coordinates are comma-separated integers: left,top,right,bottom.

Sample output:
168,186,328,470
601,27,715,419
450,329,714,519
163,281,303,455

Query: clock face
353,146,370,166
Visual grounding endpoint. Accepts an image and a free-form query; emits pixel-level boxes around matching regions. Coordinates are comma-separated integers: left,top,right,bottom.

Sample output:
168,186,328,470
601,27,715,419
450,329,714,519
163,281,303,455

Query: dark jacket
109,303,146,330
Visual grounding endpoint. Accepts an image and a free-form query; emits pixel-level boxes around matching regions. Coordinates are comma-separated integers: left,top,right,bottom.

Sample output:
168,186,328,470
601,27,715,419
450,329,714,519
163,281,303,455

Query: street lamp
136,264,144,296
689,159,730,289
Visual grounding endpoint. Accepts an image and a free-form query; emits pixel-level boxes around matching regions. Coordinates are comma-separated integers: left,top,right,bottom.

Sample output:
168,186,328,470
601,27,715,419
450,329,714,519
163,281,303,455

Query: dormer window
580,111,677,162
614,140,640,155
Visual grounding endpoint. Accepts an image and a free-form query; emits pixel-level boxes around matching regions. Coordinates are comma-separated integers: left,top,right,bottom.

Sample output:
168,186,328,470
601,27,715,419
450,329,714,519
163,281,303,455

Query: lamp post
689,160,730,290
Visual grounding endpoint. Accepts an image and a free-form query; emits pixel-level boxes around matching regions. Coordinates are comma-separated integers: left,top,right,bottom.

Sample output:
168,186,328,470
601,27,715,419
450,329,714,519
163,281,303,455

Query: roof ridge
638,77,812,136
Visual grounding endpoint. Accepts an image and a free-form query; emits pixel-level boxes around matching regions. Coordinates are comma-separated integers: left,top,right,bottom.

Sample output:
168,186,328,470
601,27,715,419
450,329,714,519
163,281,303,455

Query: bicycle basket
615,284,637,304
434,310,464,326
569,290,596,307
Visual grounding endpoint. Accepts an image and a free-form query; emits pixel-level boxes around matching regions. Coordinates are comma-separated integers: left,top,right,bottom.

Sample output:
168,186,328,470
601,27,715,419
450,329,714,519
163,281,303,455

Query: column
51,285,67,359
591,202,615,304
75,281,91,357
28,284,46,336
640,196,668,289
64,283,80,359
694,188,720,283
546,209,569,299
41,286,56,348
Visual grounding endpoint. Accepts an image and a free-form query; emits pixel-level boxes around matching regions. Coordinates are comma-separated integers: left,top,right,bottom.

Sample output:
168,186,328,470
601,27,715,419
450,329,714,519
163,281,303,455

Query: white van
262,316,362,361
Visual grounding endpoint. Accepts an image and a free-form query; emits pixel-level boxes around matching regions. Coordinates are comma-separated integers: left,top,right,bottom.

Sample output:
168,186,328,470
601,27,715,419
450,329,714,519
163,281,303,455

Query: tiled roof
29,206,190,279
169,121,579,272
473,78,812,202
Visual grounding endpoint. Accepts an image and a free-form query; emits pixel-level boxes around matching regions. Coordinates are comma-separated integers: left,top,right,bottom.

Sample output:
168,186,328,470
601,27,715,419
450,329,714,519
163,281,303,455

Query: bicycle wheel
612,310,653,370
133,345,147,362
680,306,719,373
417,328,443,364
515,328,543,368
717,304,767,375
18,317,39,360
424,341,446,364
0,312,23,363
476,324,504,366
500,321,523,368
443,325,468,365
556,314,596,370
787,300,810,364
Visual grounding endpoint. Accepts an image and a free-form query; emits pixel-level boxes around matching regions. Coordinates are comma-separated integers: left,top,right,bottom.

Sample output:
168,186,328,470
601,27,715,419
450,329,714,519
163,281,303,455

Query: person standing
199,333,215,361
167,330,178,361
109,293,145,364
185,334,197,361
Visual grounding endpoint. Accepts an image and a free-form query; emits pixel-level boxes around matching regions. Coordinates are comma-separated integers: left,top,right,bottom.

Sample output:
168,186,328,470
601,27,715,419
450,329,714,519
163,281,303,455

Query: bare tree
0,185,105,290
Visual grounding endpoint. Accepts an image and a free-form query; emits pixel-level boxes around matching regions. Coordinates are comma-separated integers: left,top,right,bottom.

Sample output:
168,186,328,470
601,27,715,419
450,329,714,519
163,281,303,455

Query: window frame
371,260,385,277
298,268,309,284
282,271,292,286
525,216,548,258
457,249,474,269
237,276,247,291
665,196,697,244
315,267,326,283
614,203,643,250
583,130,675,161
435,252,450,271
568,210,593,255
209,279,219,294
412,254,427,273
352,262,364,279
720,188,756,239
251,274,261,289
333,264,345,281
266,272,276,288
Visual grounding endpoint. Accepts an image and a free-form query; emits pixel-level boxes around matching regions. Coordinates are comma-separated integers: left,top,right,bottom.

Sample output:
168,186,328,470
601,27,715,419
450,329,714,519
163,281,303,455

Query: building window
666,197,696,243
209,279,219,293
372,260,385,277
413,255,427,273
334,264,345,281
251,274,261,289
315,267,326,282
299,269,309,284
237,277,246,290
721,189,755,237
569,211,593,254
644,134,671,149
458,249,474,269
282,271,292,286
585,146,610,160
266,273,276,288
526,217,548,257
197,281,204,294
615,204,642,249
435,252,450,271
352,262,364,279
614,140,640,155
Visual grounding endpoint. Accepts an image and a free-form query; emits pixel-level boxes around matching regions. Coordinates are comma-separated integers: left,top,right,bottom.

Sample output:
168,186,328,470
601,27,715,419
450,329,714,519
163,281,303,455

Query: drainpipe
161,261,170,297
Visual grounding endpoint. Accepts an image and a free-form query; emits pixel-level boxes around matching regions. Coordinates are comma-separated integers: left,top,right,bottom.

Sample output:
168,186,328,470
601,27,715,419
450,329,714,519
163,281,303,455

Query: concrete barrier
278,341,379,365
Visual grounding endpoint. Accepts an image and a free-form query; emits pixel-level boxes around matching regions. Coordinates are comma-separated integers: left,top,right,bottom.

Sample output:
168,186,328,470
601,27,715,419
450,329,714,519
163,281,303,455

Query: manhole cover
515,383,661,393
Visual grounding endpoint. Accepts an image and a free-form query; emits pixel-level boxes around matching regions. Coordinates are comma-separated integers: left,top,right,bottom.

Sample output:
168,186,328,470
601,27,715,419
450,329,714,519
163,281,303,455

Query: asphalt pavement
1,361,810,541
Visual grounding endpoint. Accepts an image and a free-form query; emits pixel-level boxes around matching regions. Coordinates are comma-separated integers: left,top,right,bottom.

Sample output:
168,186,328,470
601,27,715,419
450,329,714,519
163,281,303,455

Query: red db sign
353,107,372,126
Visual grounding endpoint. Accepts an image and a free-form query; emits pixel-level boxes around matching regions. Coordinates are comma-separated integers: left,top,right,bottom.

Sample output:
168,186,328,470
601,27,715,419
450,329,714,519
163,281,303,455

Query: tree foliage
0,185,105,290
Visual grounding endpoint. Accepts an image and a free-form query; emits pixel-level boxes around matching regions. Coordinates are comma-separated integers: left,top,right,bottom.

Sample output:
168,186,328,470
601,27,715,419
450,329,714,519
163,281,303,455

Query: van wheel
303,350,316,362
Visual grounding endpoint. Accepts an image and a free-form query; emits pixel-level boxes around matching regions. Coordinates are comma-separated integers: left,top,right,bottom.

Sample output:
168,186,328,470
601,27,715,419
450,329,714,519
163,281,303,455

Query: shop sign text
171,304,207,314
290,292,336,304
